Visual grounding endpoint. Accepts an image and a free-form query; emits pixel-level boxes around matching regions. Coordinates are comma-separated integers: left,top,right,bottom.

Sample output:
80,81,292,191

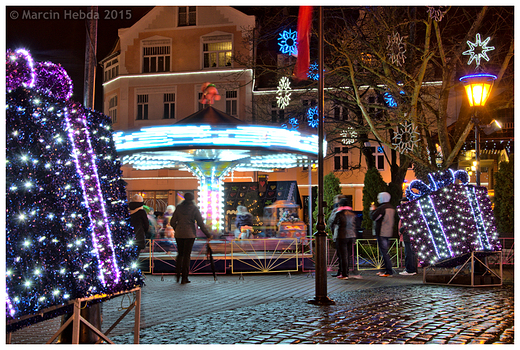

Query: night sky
5,6,155,111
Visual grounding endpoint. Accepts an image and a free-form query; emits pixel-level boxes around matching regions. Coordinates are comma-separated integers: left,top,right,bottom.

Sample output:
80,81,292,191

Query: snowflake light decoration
278,29,298,56
307,62,319,80
341,127,358,145
462,33,495,67
387,32,406,66
307,106,319,128
383,92,398,108
276,76,292,109
427,6,447,22
281,117,299,130
392,120,420,153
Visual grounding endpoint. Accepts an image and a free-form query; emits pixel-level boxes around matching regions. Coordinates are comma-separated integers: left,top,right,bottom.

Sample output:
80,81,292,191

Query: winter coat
129,201,149,249
328,206,357,240
235,212,253,230
370,203,396,238
169,200,211,239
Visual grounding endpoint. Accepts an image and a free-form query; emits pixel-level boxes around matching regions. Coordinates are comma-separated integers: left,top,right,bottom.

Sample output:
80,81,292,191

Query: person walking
329,194,347,277
129,194,149,251
370,192,396,277
169,193,212,284
328,198,362,280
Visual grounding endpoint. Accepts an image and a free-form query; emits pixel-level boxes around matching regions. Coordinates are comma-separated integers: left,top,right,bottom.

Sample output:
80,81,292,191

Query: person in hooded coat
169,193,212,284
129,194,149,250
370,192,396,277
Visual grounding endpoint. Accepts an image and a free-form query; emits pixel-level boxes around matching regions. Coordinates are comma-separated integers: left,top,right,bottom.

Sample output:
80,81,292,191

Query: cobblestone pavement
110,284,514,344
8,270,514,345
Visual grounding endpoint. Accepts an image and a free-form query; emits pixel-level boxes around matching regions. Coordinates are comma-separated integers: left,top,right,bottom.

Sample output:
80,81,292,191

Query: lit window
203,34,233,69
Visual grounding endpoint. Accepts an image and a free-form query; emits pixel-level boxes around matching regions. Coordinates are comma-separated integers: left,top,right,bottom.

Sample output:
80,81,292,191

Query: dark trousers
377,236,393,275
176,238,195,282
403,240,417,273
336,238,356,277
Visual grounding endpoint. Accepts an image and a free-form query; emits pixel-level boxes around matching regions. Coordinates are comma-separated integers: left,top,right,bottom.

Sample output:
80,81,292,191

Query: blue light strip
418,197,453,261
465,186,491,250
113,125,322,155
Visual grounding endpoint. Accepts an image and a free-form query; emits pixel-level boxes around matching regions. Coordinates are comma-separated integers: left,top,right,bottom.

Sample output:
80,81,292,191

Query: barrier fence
137,236,514,275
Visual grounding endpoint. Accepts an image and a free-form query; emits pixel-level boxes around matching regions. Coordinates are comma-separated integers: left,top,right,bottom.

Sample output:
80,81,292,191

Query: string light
6,48,143,330
398,169,500,267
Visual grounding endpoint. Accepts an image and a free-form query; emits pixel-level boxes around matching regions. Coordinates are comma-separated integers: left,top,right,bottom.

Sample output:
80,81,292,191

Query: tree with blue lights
5,49,143,332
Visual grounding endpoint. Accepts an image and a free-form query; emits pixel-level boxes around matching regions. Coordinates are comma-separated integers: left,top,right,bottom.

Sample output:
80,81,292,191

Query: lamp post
459,73,497,186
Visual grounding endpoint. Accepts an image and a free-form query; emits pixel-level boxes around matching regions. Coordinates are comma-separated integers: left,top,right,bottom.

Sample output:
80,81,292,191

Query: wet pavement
8,270,514,344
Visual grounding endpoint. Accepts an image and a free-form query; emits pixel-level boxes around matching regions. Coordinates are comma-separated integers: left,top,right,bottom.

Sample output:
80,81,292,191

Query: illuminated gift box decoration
6,49,143,329
397,169,501,267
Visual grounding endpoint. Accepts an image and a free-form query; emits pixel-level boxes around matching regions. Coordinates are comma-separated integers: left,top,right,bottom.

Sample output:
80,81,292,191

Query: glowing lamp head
459,73,497,107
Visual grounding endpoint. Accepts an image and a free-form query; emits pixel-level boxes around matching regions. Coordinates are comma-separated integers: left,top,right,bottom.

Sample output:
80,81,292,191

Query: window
143,45,171,73
137,94,148,120
369,146,385,170
271,101,284,123
104,58,119,82
108,95,118,124
178,6,196,26
198,92,204,111
203,34,233,68
334,147,349,171
226,90,238,116
333,105,348,121
163,93,175,119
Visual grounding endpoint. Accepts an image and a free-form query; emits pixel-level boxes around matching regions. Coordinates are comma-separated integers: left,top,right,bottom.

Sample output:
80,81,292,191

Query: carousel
113,85,321,274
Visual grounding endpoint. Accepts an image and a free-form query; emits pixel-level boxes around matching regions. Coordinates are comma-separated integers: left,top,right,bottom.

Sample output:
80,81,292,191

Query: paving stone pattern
8,272,514,344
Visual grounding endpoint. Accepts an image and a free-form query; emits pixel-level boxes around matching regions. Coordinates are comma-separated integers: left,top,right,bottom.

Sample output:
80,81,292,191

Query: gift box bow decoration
398,169,501,267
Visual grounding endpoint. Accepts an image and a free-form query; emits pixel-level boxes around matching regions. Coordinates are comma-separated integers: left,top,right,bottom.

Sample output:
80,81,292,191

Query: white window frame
225,90,238,116
163,93,176,120
202,33,233,69
104,58,119,82
108,95,118,124
136,94,149,120
142,38,172,73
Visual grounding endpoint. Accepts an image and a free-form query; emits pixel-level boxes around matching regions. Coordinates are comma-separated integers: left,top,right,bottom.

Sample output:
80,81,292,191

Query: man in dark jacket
328,198,362,280
169,192,212,284
370,192,395,277
129,194,149,250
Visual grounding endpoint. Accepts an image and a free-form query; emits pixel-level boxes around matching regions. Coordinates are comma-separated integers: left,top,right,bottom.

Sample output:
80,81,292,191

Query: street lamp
459,73,497,186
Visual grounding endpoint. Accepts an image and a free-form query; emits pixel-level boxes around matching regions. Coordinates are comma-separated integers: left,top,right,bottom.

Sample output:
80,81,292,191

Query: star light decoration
398,169,501,267
462,33,495,67
340,127,358,145
426,6,448,22
387,32,406,66
392,120,420,154
6,49,143,330
278,29,298,55
276,76,292,109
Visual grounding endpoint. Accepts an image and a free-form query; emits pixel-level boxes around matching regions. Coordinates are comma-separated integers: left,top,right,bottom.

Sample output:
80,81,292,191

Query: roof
175,106,248,126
